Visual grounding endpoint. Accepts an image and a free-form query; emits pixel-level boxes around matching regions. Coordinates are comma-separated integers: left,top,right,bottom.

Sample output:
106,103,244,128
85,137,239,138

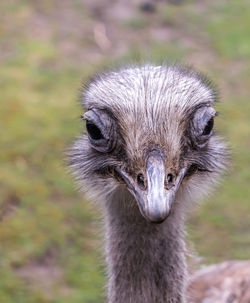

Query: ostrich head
70,64,228,223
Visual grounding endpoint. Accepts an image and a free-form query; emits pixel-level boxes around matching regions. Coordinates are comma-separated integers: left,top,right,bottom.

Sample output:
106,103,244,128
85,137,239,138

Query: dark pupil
86,121,104,140
202,117,214,136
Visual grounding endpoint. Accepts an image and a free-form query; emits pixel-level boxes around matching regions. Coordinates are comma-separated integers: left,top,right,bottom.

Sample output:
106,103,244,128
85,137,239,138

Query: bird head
70,64,228,223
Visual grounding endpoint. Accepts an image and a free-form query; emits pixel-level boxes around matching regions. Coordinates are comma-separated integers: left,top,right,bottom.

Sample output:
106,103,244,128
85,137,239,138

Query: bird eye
191,107,216,148
83,109,117,153
86,120,104,140
202,117,214,136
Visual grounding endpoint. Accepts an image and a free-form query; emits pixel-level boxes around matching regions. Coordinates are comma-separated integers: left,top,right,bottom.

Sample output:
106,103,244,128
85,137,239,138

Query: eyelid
80,113,93,121
83,111,104,131
82,111,95,121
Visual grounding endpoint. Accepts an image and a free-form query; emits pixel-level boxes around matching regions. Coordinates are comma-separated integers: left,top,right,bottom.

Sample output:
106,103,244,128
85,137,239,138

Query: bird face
71,65,228,223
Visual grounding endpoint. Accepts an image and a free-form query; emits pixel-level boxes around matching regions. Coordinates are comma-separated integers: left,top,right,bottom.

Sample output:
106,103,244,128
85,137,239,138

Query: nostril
137,173,146,189
167,174,173,183
167,173,174,184
165,173,175,190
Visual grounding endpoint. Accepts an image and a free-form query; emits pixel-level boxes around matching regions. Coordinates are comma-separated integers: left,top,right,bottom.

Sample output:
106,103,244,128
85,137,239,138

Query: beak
116,151,187,223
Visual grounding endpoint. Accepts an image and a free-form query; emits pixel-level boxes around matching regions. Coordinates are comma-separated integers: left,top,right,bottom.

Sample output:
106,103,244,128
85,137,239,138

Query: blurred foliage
208,0,250,59
0,0,250,302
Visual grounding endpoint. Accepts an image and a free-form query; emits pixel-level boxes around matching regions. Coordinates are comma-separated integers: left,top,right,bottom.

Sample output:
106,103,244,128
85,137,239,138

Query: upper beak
116,151,187,223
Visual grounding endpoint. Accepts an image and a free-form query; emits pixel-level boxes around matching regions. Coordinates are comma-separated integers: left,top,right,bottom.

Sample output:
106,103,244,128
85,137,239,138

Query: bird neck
104,187,187,303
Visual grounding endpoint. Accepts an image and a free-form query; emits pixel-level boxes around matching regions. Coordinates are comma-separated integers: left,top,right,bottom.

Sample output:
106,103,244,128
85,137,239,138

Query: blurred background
0,0,249,302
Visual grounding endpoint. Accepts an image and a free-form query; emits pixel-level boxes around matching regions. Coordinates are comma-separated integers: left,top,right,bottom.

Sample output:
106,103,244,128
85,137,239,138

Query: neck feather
104,187,187,303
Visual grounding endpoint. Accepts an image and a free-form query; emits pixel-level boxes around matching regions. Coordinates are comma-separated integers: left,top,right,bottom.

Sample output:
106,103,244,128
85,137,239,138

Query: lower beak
116,152,187,223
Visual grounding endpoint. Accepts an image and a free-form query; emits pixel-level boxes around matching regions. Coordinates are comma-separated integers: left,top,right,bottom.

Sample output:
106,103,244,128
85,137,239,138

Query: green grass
124,16,150,29
208,0,250,59
0,0,250,302
0,36,105,302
